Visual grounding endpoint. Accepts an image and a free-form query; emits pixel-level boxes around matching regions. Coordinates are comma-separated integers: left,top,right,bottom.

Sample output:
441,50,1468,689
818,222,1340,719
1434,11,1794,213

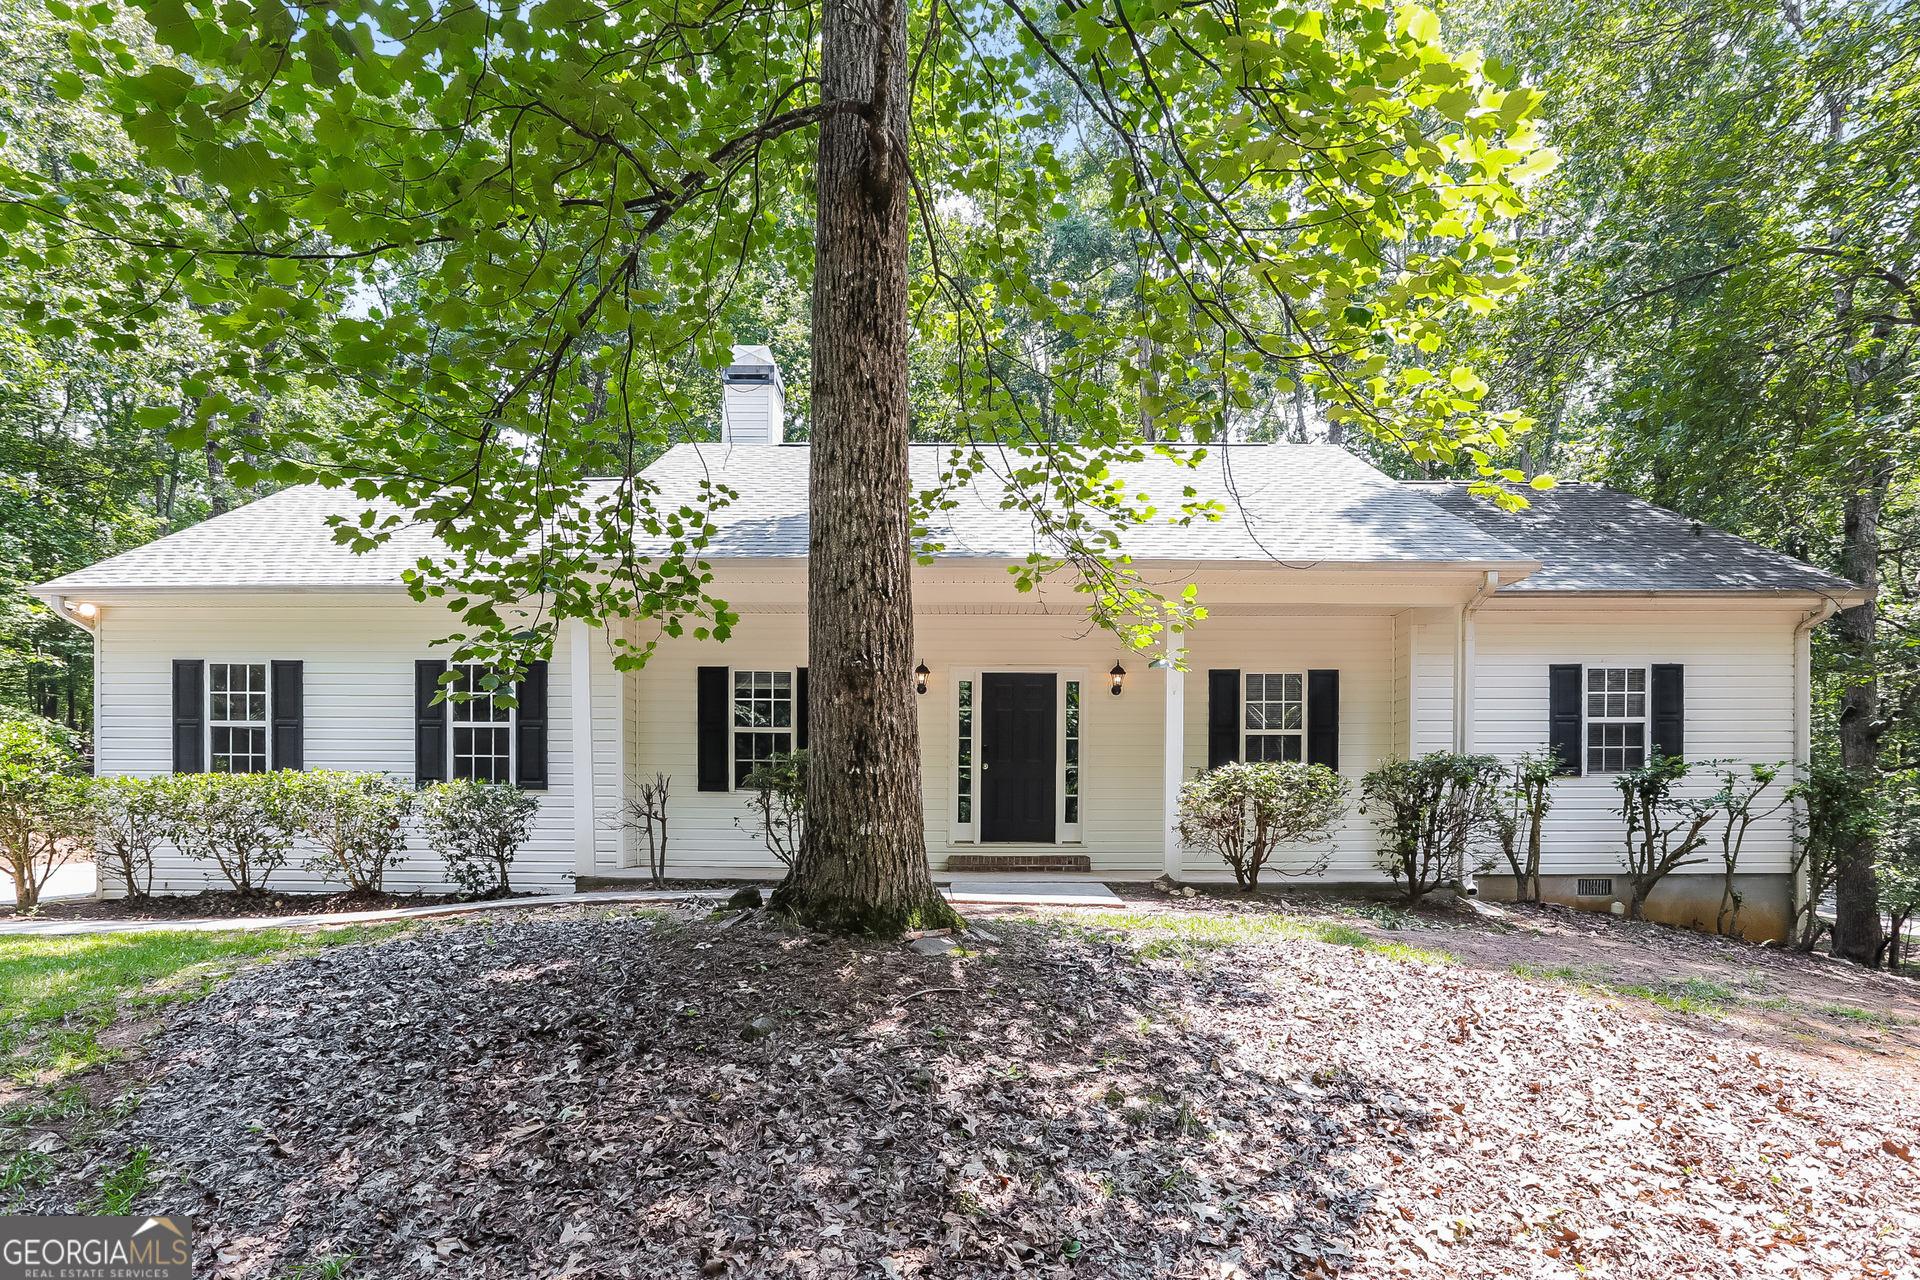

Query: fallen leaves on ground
31,902,1920,1278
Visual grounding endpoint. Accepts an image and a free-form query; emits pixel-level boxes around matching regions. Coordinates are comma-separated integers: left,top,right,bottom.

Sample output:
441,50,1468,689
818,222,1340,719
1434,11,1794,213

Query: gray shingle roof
638,443,1535,565
33,485,440,593
1410,481,1861,596
39,446,1851,598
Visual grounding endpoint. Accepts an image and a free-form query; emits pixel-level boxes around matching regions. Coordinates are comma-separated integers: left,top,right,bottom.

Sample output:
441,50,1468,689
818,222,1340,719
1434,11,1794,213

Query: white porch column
570,619,595,879
1161,657,1185,881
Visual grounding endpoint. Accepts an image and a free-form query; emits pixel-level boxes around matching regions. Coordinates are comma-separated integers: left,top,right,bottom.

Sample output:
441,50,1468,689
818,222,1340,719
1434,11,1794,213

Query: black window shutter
697,666,729,791
1207,669,1239,769
1651,664,1684,762
270,660,303,771
796,666,809,751
1307,669,1340,771
515,660,549,790
1548,663,1582,776
415,659,448,786
172,659,204,774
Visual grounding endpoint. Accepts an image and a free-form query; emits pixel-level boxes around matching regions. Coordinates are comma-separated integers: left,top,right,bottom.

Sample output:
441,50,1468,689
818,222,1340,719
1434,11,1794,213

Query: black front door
981,672,1056,843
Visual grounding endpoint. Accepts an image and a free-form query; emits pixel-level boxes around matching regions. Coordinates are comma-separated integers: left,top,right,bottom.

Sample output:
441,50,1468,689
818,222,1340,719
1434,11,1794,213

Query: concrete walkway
0,861,97,906
0,878,1129,938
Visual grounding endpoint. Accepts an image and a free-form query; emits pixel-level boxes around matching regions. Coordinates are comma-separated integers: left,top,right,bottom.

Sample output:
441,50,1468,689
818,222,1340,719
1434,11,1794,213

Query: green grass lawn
0,925,411,1088
0,923,412,1210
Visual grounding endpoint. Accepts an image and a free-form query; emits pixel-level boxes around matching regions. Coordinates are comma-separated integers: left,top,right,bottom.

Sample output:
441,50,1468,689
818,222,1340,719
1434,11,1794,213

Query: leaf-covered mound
39,906,1920,1278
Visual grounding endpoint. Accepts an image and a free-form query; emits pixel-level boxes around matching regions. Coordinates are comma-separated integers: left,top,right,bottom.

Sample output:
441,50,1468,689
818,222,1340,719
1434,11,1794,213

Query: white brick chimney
720,344,787,444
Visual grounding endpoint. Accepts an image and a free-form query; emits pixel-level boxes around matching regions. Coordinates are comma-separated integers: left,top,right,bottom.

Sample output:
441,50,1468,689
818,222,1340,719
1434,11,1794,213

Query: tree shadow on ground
31,901,1920,1279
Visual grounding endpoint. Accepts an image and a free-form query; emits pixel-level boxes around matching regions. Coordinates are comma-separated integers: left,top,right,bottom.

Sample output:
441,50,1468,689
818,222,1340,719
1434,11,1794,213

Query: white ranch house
35,356,1863,939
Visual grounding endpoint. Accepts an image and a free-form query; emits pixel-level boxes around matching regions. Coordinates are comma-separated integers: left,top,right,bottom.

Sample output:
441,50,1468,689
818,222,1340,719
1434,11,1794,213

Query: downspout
1455,572,1498,894
1789,597,1841,937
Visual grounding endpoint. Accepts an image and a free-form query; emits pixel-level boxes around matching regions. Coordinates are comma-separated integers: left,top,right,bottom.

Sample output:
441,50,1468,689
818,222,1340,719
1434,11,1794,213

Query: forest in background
0,0,1912,817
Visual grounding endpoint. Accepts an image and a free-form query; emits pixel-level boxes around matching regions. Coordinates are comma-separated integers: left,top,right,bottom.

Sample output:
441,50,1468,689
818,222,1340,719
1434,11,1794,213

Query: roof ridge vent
721,344,786,444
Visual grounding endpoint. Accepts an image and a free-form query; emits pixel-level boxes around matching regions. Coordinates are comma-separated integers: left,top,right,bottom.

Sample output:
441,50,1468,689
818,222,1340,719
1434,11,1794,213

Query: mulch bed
27,902,1920,1278
0,886,534,923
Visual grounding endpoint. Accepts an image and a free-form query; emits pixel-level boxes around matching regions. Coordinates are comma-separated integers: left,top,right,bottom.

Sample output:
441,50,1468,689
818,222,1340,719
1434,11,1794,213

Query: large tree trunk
769,0,960,935
1829,459,1888,963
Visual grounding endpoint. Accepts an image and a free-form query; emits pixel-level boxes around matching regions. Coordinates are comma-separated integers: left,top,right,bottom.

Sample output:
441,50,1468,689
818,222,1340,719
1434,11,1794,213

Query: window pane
956,679,973,827
735,730,792,788
1627,669,1645,692
211,726,267,774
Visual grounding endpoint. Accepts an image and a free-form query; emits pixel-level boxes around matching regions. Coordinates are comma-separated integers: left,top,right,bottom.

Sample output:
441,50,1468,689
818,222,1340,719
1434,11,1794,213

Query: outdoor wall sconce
915,661,930,695
70,602,97,619
1110,662,1126,696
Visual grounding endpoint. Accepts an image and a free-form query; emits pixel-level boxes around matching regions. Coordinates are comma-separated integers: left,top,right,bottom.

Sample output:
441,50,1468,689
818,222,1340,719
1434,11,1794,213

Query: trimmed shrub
422,779,539,896
164,771,301,894
0,719,91,910
291,771,417,894
1361,753,1506,902
89,774,172,898
1177,761,1347,890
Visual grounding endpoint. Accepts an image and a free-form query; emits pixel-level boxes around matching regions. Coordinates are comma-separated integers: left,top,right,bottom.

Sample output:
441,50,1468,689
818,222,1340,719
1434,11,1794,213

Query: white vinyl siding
91,597,596,896
1472,606,1799,876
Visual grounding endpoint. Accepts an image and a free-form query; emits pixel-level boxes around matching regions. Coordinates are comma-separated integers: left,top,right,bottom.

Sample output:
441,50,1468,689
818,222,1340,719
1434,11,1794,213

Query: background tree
1437,0,1920,960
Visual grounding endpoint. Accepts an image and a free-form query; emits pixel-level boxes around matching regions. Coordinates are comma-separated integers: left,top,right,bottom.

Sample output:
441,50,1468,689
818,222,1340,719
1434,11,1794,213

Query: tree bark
1829,458,1888,963
769,0,960,935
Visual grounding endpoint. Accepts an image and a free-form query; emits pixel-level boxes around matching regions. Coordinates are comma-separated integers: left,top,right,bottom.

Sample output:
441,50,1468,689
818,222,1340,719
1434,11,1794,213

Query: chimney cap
724,344,784,389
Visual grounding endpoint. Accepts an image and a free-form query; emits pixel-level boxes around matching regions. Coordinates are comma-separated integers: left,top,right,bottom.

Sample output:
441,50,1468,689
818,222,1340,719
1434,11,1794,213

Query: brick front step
945,854,1092,874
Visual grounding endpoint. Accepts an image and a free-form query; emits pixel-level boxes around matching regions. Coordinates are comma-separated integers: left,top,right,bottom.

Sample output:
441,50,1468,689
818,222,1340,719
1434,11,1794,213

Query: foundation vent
1576,878,1614,897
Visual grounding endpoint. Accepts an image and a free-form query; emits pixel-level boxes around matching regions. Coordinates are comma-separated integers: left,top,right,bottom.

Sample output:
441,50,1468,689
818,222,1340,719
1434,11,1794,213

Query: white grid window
1245,672,1303,763
1586,667,1646,774
734,670,792,787
208,662,268,773
451,664,513,782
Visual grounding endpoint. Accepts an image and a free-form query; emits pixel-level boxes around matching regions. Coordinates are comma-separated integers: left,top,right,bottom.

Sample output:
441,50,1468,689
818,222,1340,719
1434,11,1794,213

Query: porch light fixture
915,661,930,695
71,602,98,619
1110,662,1126,696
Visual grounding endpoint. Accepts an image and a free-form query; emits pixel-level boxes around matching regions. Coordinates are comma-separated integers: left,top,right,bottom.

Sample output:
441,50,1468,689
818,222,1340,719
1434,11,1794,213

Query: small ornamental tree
1615,755,1715,921
1789,763,1874,952
89,774,171,899
1177,761,1347,891
1491,750,1557,903
1362,754,1506,903
166,771,301,894
619,773,672,889
739,751,807,868
0,719,91,910
293,771,416,895
1704,762,1783,938
423,780,539,897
